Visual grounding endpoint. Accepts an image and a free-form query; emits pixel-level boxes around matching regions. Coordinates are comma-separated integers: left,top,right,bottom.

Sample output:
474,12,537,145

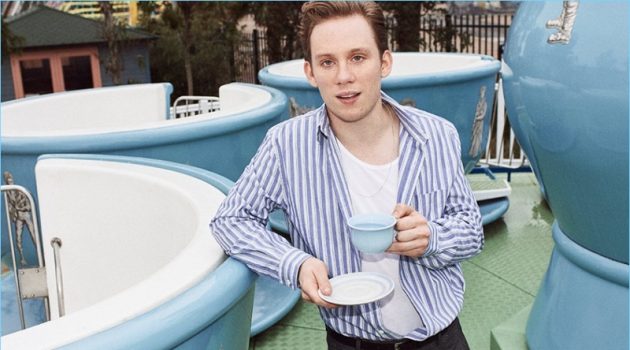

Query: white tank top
335,138,423,337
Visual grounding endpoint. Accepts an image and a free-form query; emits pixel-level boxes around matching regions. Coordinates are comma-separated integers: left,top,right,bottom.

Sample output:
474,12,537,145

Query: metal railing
170,96,220,119
2,184,50,329
416,14,513,60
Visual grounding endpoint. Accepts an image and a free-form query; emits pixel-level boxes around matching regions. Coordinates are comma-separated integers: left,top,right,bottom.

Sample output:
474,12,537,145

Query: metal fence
233,30,265,85
416,14,513,60
234,13,512,83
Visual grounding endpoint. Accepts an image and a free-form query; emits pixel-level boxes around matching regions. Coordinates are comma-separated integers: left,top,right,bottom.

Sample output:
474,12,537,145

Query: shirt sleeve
418,127,484,269
210,129,312,289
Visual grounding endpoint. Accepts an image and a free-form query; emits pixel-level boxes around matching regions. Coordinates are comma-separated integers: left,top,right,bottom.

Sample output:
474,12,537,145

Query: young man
211,2,483,349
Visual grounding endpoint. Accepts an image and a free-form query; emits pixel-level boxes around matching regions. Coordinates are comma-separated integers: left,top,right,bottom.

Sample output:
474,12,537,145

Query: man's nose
335,62,355,84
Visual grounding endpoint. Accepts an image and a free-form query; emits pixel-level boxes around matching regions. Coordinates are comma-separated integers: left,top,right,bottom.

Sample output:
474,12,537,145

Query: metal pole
51,237,65,317
3,190,26,329
253,29,260,84
22,185,50,322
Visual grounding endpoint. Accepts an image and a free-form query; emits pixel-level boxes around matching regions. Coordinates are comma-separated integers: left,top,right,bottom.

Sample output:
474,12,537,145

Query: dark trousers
326,318,470,350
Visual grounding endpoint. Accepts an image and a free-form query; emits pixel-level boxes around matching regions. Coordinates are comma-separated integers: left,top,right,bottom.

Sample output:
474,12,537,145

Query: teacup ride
259,53,509,231
1,83,298,337
501,2,628,349
1,155,255,349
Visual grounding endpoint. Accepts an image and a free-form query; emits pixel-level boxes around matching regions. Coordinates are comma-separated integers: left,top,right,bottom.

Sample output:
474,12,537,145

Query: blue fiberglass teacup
347,213,397,254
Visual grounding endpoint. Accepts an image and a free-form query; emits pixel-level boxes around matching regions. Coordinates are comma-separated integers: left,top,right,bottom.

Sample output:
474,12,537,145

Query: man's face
304,15,392,124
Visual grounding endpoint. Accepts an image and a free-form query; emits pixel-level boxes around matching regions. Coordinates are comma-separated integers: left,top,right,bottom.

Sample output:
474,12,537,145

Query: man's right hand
298,257,338,308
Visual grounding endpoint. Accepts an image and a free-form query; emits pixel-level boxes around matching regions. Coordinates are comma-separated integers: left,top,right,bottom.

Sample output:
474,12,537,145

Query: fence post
253,29,260,84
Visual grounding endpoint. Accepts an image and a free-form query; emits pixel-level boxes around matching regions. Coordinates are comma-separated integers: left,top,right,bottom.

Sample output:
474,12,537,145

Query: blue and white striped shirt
211,92,484,341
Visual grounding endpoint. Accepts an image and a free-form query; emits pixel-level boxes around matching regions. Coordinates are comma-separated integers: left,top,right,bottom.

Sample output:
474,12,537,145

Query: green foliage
137,1,475,97
246,2,304,63
1,16,24,57
379,1,472,53
138,1,243,99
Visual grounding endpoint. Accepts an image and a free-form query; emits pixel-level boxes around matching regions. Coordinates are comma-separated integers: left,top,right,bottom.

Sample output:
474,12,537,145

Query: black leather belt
326,327,432,350
324,318,463,350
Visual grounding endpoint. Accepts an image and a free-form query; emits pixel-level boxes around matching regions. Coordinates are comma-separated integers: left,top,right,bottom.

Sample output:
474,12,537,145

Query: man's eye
321,60,334,67
351,55,365,62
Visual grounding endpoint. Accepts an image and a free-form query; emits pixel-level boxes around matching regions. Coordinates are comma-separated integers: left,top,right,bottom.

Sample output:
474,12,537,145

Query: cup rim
347,213,396,231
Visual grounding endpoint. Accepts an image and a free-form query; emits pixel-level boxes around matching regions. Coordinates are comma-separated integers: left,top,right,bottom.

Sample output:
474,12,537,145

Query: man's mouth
336,91,360,102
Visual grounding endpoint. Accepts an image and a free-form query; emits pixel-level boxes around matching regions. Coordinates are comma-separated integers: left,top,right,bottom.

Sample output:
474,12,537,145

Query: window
20,58,53,96
10,47,102,99
62,56,94,91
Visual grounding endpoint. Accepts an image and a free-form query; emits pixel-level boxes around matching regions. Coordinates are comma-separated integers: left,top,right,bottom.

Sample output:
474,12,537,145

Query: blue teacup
348,213,397,254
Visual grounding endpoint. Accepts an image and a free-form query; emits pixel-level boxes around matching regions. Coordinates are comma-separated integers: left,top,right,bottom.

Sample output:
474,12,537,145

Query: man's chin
328,111,366,124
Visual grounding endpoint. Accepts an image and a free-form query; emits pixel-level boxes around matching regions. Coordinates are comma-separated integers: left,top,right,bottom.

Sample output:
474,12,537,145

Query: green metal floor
249,172,554,350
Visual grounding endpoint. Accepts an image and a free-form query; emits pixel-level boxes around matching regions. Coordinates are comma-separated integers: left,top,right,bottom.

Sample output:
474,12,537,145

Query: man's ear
304,60,319,88
380,50,393,78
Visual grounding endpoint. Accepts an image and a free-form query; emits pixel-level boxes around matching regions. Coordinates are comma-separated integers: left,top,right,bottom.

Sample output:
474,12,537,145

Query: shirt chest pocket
415,188,448,221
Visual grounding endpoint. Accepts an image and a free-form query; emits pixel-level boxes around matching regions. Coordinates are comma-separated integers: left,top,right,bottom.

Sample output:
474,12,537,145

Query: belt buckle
393,340,406,350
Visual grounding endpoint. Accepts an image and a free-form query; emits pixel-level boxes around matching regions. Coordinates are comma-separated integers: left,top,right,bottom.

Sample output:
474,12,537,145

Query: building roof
6,5,155,49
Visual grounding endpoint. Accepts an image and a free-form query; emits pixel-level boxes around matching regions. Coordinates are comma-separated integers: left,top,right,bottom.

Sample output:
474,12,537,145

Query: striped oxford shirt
210,92,484,342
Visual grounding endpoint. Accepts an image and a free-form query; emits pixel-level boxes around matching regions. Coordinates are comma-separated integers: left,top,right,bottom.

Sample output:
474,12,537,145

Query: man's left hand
387,203,430,258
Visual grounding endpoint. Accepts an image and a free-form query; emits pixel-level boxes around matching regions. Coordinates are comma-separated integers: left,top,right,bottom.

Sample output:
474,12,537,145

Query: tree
247,2,304,63
1,15,24,57
99,1,127,85
380,2,422,51
379,2,471,53
176,2,195,95
138,1,243,99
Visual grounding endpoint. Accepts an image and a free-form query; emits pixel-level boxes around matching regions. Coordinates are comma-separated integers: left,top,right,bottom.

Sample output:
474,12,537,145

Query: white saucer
318,272,394,305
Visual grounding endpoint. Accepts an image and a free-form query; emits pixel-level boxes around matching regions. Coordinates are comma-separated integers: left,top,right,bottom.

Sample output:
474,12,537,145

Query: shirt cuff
278,248,312,289
423,222,441,257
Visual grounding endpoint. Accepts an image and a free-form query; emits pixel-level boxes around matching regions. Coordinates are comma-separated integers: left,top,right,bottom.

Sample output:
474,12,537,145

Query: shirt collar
380,91,429,145
315,91,430,145
315,104,331,142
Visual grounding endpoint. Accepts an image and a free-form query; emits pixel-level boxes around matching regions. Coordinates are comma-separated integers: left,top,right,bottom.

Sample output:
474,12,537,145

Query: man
211,2,483,349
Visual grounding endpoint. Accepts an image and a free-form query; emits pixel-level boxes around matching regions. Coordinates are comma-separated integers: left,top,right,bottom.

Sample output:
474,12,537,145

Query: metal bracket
18,267,49,299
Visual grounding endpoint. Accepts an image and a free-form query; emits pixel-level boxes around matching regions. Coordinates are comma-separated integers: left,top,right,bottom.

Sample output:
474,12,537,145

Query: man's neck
331,102,400,165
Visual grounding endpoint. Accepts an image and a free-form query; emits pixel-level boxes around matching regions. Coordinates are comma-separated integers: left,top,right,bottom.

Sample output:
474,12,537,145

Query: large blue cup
502,2,628,349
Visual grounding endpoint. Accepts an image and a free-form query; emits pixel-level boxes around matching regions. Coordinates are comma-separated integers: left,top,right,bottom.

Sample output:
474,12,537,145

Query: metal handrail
170,96,220,119
1,184,51,328
50,237,65,317
2,189,26,328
